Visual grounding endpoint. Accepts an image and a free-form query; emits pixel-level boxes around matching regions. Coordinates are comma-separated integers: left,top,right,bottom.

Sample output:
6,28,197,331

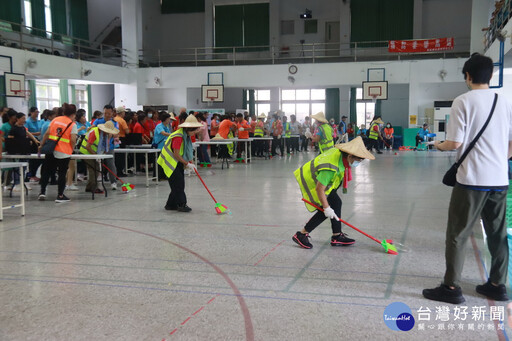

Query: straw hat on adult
335,136,375,160
178,114,203,128
98,121,119,135
211,133,224,140
311,112,328,124
372,117,384,125
169,112,177,121
258,113,266,119
115,106,125,114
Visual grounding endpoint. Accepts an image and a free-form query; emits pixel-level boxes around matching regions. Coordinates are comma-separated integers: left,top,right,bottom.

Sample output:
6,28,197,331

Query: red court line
470,234,507,341
192,307,204,315
65,218,253,341
253,240,286,266
169,329,178,335
181,317,191,326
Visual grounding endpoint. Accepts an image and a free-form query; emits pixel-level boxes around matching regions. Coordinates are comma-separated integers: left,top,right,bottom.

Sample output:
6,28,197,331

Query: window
44,0,52,34
24,0,32,28
280,89,325,123
247,89,271,116
355,87,375,128
75,88,88,111
36,80,60,111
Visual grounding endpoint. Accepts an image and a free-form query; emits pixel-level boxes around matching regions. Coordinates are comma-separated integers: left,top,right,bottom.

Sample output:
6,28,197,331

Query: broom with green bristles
193,167,229,214
302,198,398,255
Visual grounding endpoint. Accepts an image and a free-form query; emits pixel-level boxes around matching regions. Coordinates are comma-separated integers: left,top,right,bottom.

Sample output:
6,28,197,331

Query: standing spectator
38,103,77,202
210,113,220,157
196,112,212,166
423,53,512,304
383,122,394,150
74,110,89,181
25,107,42,139
337,115,348,143
93,105,119,190
144,109,157,142
330,118,338,141
235,112,251,161
91,110,103,125
1,109,17,149
347,123,355,141
300,116,311,152
271,115,284,156
289,114,301,153
114,106,130,176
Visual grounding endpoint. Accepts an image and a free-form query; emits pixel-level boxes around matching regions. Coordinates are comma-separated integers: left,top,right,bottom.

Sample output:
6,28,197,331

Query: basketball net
206,98,214,107
14,90,32,102
371,94,378,104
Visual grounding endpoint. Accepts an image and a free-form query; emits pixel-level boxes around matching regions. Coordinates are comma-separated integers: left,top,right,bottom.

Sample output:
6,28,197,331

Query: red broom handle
101,163,126,185
302,198,381,245
193,167,218,204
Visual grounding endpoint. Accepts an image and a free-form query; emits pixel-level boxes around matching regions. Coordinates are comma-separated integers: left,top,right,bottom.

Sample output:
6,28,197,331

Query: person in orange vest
235,113,251,161
38,103,77,203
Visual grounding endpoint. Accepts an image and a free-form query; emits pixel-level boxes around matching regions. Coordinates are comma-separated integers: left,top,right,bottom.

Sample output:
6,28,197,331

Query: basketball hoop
206,97,215,107
370,94,378,103
13,90,32,101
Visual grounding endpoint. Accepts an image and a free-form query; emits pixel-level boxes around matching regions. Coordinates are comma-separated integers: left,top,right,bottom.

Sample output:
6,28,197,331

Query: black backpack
6,125,31,155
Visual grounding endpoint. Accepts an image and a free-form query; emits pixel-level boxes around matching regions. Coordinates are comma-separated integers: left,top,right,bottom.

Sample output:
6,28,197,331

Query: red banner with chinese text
388,38,454,53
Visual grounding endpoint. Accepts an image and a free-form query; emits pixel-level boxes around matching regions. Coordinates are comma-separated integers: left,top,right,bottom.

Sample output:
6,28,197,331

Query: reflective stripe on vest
79,127,99,154
48,116,74,155
294,148,344,212
284,122,291,137
227,131,234,155
157,128,185,178
318,124,334,153
369,123,379,140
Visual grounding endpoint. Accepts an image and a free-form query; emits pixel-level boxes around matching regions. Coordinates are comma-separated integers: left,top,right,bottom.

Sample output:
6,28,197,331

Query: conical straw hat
178,114,203,128
98,120,119,135
311,112,328,124
258,113,266,119
211,133,224,140
372,117,384,125
335,136,375,160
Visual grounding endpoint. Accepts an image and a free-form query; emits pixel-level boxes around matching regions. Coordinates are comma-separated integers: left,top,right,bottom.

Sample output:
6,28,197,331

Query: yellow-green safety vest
369,123,379,140
294,148,345,212
284,122,291,138
157,128,186,178
79,127,99,154
318,123,334,153
227,131,234,155
254,122,264,137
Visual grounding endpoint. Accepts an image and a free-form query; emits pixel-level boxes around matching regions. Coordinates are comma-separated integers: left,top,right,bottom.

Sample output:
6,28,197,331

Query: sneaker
177,205,192,212
111,183,117,191
164,205,177,211
66,184,79,191
292,231,313,249
476,280,509,301
29,176,40,183
377,151,383,154
12,185,21,192
38,193,46,201
55,195,71,203
94,188,104,194
331,232,355,246
422,284,465,304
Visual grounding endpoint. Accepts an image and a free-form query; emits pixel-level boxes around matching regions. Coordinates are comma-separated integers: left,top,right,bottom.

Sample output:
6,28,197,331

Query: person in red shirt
132,113,150,144
218,115,236,139
209,113,220,157
143,111,156,142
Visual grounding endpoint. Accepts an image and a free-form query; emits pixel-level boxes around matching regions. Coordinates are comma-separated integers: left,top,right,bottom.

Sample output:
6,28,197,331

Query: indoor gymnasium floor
0,149,509,340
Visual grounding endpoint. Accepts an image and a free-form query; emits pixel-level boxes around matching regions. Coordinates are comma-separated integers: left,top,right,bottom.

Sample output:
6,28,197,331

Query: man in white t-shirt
423,53,512,304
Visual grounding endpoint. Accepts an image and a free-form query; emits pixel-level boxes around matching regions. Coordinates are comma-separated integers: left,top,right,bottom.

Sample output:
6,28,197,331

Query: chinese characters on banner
388,38,454,53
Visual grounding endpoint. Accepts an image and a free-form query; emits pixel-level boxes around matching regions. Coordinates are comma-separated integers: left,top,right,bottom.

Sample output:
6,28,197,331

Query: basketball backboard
362,81,388,100
201,85,224,102
4,72,26,97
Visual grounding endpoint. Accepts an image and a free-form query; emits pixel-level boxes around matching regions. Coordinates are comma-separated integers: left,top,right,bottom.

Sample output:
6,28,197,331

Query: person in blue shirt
76,110,91,137
153,112,174,149
415,123,431,150
93,105,119,190
25,107,42,140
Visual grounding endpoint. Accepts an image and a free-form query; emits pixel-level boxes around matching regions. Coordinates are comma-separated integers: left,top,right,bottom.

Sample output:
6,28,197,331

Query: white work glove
186,163,197,171
304,131,312,139
239,127,245,132
323,206,339,220
426,141,435,146
277,135,281,139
